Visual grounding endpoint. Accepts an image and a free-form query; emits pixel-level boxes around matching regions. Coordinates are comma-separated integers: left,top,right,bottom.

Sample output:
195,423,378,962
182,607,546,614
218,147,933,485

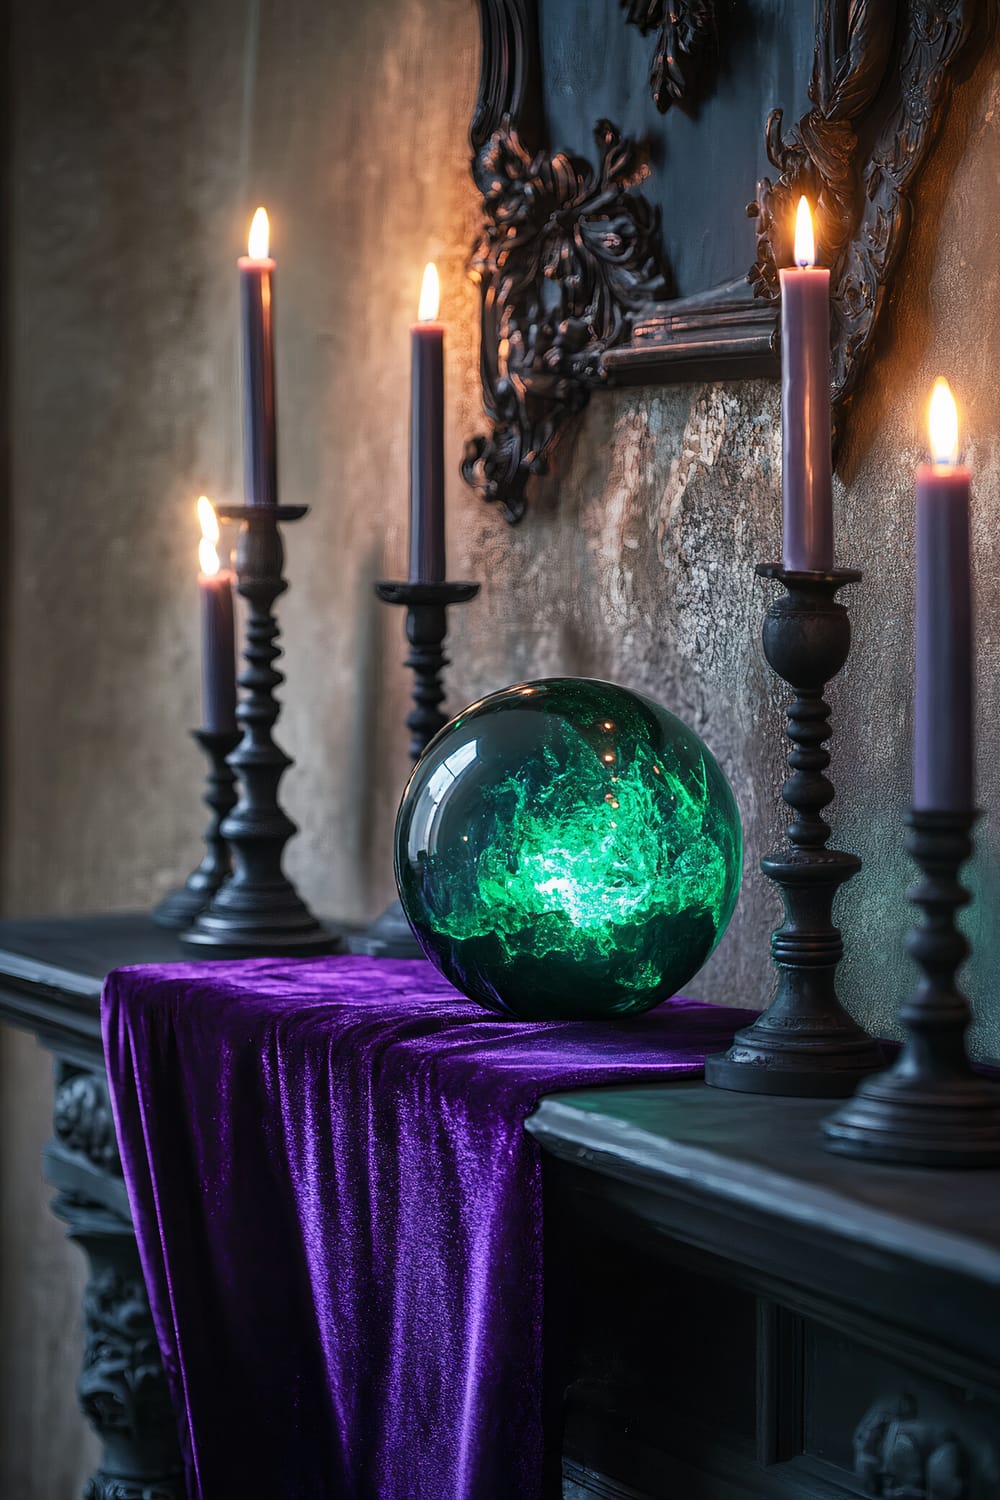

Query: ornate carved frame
463,0,980,523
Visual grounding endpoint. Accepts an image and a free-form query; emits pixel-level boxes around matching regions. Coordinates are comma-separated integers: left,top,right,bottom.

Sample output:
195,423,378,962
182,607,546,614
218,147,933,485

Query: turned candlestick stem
353,578,480,959
378,580,480,756
182,505,340,957
152,728,241,929
824,810,1000,1165
705,565,883,1096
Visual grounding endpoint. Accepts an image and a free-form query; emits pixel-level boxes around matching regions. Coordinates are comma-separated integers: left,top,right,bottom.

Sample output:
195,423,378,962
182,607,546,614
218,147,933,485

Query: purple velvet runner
102,954,754,1500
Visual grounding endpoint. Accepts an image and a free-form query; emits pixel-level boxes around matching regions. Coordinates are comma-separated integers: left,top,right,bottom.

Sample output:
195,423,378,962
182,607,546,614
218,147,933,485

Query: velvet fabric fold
102,955,753,1500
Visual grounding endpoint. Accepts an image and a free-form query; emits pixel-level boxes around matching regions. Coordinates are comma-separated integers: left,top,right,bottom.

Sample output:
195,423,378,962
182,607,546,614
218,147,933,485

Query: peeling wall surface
2,2,999,1494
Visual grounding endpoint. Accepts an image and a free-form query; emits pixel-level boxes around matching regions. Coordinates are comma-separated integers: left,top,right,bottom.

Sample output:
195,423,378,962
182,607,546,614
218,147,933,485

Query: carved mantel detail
854,1395,979,1499
51,1191,186,1500
79,1265,175,1444
620,0,717,112
55,1071,123,1175
462,117,670,523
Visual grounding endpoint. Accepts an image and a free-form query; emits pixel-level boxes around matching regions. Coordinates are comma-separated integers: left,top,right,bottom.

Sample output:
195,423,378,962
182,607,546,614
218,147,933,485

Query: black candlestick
354,578,480,958
182,506,340,957
152,728,241,929
705,565,883,1096
824,809,1000,1166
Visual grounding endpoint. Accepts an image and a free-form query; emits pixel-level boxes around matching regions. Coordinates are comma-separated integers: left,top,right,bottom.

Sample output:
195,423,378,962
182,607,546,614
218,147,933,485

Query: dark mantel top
0,912,192,1059
529,1083,1000,1254
528,1084,1000,1380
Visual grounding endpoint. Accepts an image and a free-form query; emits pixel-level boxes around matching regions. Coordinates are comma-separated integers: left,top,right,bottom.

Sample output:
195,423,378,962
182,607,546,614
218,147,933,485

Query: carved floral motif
463,118,670,522
54,1071,122,1175
84,1476,183,1500
854,1395,974,1500
54,1185,185,1500
79,1266,176,1444
748,0,975,406
620,0,717,111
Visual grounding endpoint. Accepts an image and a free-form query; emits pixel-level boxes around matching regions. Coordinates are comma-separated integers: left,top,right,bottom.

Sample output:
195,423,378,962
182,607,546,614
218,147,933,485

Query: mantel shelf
2,913,998,1499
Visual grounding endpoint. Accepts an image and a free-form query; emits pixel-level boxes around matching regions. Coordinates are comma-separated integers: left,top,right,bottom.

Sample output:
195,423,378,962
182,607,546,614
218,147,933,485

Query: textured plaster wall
0,1,998,1493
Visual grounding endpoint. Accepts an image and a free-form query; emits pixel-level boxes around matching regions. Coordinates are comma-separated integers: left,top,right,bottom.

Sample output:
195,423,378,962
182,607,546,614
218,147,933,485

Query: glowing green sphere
394,678,742,1020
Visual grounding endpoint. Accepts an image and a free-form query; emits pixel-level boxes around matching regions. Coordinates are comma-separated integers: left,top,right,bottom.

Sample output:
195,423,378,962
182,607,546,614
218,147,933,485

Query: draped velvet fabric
102,955,753,1500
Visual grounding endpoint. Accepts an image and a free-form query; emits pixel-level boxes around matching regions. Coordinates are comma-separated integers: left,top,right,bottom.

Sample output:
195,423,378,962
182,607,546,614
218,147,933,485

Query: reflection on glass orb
394,678,742,1020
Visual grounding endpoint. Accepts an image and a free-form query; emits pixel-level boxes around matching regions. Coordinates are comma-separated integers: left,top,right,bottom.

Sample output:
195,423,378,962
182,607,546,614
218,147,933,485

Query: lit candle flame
929,377,959,467
197,495,221,576
794,195,815,268
247,207,270,261
418,262,440,322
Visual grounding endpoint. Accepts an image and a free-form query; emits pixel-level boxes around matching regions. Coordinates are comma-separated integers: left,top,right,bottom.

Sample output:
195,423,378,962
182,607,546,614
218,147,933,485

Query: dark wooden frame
463,0,981,523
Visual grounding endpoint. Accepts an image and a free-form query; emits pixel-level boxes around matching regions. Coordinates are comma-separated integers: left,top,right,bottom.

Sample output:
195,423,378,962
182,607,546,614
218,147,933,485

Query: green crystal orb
395,677,742,1020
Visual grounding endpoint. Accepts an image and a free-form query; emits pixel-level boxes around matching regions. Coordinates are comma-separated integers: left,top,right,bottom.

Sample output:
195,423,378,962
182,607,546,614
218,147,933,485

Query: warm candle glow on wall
929,377,959,467
418,262,440,322
794,196,815,268
247,207,270,261
197,495,221,576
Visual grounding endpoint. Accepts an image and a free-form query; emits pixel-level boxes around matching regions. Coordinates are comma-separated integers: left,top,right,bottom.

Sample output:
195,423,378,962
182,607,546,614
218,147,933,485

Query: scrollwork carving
80,1266,175,1444
463,117,670,522
620,0,717,112
748,0,976,408
52,1189,185,1500
84,1476,183,1500
854,1394,975,1499
54,1071,122,1175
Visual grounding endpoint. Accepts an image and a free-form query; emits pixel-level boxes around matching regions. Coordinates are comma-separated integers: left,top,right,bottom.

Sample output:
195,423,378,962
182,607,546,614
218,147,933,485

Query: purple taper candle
914,378,973,812
779,197,834,572
238,208,277,507
409,262,446,583
197,497,237,734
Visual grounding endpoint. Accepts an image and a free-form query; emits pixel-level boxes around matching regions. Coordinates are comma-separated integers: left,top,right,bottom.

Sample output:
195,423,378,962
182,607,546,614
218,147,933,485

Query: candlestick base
706,565,884,1097
824,810,1000,1167
153,728,241,929
351,897,425,960
182,506,341,958
356,577,480,956
181,902,340,959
